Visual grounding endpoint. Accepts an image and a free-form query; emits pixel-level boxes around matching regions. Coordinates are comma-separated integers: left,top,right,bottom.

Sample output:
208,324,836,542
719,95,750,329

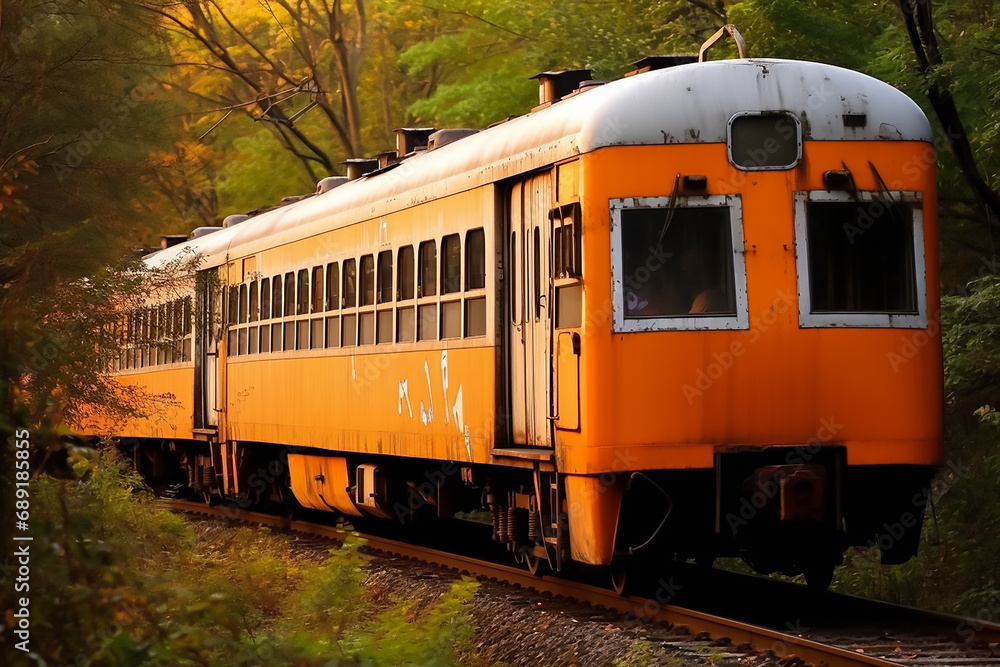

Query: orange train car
94,49,942,588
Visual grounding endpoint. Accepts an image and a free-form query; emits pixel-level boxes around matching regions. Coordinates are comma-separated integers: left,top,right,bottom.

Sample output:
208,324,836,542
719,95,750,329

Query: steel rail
164,499,905,666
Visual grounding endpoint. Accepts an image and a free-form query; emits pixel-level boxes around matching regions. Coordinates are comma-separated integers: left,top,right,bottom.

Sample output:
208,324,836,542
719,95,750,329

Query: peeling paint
463,424,472,460
440,350,450,425
397,379,413,418
351,356,356,379
453,384,464,432
420,359,434,425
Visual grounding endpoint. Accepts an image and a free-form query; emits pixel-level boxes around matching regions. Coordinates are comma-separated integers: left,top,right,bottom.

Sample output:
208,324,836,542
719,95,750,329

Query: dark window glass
296,269,309,315
360,255,375,306
466,228,486,289
621,207,736,317
729,113,799,169
271,276,282,318
260,278,271,319
397,246,415,300
284,272,295,316
249,282,259,322
553,206,581,278
183,297,192,334
343,259,357,308
239,284,248,324
419,241,436,297
326,262,340,310
442,234,461,294
228,287,239,325
806,201,917,313
377,251,393,304
311,266,324,312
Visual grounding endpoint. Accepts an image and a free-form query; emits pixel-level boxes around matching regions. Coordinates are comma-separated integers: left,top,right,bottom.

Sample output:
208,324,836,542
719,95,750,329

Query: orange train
93,47,942,588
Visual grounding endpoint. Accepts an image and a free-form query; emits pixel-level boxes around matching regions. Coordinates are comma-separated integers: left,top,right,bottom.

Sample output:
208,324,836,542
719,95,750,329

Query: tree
401,0,726,127
0,0,187,488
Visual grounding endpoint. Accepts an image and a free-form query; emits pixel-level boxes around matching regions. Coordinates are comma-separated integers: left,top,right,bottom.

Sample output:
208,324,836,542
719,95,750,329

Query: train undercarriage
124,437,935,591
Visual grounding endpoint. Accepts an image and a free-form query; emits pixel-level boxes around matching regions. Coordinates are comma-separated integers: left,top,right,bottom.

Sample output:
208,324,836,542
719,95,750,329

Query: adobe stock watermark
886,309,941,372
724,416,843,535
681,288,796,404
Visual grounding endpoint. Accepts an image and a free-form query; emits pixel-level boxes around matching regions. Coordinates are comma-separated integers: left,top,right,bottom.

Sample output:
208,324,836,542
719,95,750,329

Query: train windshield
620,206,737,318
805,201,917,313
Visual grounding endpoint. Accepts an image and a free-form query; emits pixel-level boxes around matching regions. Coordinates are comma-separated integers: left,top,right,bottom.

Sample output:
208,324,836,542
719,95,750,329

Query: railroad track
162,499,1000,667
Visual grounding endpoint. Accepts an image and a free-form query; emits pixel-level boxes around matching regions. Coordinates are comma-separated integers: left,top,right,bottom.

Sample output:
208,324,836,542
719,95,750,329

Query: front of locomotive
560,58,942,585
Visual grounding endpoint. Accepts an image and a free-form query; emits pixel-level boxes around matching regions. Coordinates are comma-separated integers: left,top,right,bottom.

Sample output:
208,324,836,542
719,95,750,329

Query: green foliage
832,276,1000,614
1,447,481,666
401,0,722,126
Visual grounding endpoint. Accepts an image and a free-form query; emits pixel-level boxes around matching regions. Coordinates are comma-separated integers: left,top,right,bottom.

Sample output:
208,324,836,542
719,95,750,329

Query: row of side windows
226,228,488,356
114,297,194,371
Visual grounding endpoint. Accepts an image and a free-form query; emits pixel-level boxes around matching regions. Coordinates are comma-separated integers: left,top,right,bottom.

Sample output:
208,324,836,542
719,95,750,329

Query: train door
193,271,220,429
508,172,554,448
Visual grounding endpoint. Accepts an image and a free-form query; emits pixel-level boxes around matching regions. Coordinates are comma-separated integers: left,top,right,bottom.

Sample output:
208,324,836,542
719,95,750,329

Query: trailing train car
98,37,942,589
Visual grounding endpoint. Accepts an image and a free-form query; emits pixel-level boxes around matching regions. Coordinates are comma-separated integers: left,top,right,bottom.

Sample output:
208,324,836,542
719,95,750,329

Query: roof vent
625,55,698,77
160,234,187,249
377,150,399,169
395,127,436,156
189,226,222,239
222,214,250,228
530,69,592,108
316,176,349,194
344,158,379,180
559,79,606,101
427,129,479,151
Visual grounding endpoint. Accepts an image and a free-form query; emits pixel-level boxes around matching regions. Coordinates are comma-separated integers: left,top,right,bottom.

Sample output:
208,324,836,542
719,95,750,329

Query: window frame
609,194,749,333
726,111,803,171
793,190,927,329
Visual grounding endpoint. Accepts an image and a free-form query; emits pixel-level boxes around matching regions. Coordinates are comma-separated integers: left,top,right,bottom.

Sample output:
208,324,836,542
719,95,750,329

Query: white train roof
148,58,932,272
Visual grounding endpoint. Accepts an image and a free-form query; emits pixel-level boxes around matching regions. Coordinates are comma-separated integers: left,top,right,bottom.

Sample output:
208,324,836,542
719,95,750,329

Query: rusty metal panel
288,453,362,516
565,474,622,566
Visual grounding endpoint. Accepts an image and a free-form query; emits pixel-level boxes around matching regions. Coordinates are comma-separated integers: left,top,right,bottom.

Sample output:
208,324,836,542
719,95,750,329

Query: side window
794,191,926,328
343,259,357,308
296,269,309,315
326,262,340,310
311,266,324,312
464,228,487,337
397,246,415,300
611,196,748,332
465,228,486,289
239,284,248,324
377,251,393,304
360,255,375,306
397,246,415,343
228,286,239,326
284,272,295,316
271,275,282,318
261,278,271,319
418,241,436,297
551,204,581,279
249,281,259,322
441,234,461,294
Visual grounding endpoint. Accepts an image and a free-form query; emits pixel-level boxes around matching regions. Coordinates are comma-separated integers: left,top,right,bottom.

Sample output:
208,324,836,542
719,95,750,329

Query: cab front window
610,195,748,332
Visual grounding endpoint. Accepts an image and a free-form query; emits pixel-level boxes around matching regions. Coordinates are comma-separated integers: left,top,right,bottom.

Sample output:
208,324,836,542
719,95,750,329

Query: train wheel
516,548,545,576
804,564,834,591
610,557,630,596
